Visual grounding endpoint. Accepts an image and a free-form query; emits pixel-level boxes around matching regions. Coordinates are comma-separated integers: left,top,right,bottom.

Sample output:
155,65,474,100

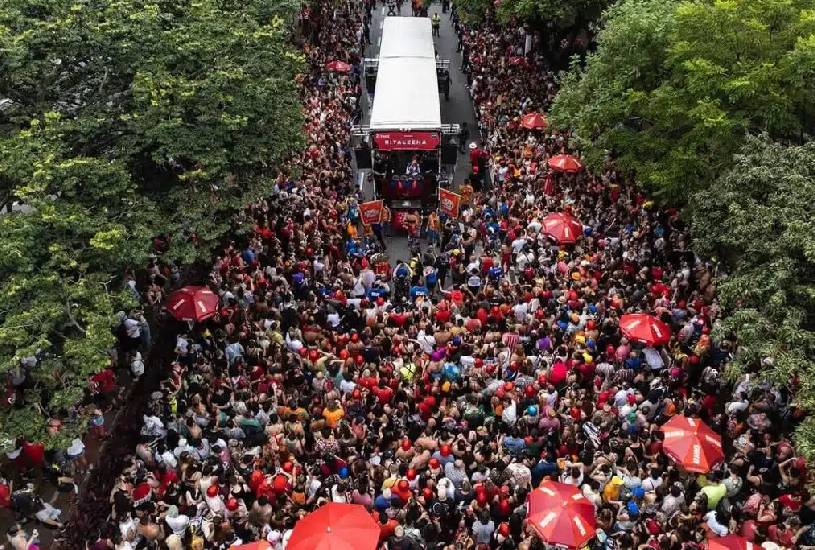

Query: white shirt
166,513,190,535
416,331,436,354
512,302,528,322
124,318,141,338
511,238,527,253
643,347,664,370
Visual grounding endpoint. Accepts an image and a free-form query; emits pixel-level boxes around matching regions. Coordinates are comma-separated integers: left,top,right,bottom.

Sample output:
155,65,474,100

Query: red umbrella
619,313,671,346
325,60,351,73
520,112,548,130
660,415,724,473
165,286,219,322
528,481,596,549
287,503,379,550
707,536,755,550
548,154,583,173
541,212,582,244
230,542,271,550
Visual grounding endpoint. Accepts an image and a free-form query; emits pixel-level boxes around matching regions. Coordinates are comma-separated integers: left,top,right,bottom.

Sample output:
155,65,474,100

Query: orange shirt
322,406,345,428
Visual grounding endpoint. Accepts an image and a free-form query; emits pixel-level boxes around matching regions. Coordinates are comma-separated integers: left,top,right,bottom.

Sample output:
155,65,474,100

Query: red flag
543,173,554,196
438,188,461,218
359,200,384,225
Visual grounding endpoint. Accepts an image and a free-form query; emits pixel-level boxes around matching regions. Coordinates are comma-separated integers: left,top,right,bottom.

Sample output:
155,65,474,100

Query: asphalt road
359,1,480,263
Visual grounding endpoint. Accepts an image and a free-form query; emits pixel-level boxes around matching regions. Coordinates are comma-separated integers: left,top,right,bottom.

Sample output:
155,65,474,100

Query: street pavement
360,1,480,263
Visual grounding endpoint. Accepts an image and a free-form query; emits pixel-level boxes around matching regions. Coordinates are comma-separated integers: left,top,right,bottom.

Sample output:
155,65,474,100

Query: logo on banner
374,132,441,151
438,188,461,218
359,200,384,225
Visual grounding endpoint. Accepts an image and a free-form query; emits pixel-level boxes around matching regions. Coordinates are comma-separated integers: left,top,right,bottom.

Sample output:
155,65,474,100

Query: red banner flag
438,188,461,218
359,200,384,225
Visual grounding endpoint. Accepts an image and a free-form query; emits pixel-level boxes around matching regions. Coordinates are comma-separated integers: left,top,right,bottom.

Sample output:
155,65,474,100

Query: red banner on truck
374,132,440,151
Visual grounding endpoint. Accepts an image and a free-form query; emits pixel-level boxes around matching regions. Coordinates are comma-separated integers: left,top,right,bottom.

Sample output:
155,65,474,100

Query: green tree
456,0,610,31
0,0,307,446
691,135,815,455
0,114,148,447
550,0,815,202
0,0,305,261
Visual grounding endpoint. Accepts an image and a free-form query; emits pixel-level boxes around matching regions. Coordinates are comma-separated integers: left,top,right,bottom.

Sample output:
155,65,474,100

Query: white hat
67,438,85,457
468,142,477,150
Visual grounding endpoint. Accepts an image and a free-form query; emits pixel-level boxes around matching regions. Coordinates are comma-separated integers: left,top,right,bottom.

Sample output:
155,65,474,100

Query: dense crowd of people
4,1,811,549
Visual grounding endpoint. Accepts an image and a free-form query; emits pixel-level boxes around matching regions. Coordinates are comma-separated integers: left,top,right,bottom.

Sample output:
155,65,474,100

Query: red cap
398,479,410,492
226,497,239,511
401,439,412,451
207,485,219,498
440,444,451,457
429,458,440,469
283,461,293,473
407,468,417,480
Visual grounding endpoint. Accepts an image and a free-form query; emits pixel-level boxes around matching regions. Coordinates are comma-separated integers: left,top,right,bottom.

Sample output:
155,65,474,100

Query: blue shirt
410,286,428,300
503,436,526,456
242,248,256,264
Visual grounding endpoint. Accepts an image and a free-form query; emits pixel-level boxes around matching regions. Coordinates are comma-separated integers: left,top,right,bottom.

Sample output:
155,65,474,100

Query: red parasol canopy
287,503,379,550
548,154,583,173
619,313,671,346
165,286,219,322
325,60,352,73
706,536,755,550
541,212,582,244
230,542,271,550
520,112,548,130
660,415,724,473
528,481,596,549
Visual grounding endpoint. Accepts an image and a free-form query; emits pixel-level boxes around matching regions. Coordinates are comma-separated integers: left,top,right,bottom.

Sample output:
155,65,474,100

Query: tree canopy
0,0,305,446
456,0,610,33
691,135,815,453
550,0,815,202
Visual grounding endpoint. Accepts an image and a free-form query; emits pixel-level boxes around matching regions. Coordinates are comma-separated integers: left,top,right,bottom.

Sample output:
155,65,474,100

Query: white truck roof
369,17,441,131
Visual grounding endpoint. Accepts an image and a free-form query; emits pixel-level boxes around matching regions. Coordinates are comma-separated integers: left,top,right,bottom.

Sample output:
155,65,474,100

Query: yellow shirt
322,406,345,428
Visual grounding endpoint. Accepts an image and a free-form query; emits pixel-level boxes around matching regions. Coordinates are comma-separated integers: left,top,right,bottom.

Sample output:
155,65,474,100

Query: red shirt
549,361,569,385
372,385,394,404
359,376,378,390
91,369,117,394
0,483,9,508
435,308,451,324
